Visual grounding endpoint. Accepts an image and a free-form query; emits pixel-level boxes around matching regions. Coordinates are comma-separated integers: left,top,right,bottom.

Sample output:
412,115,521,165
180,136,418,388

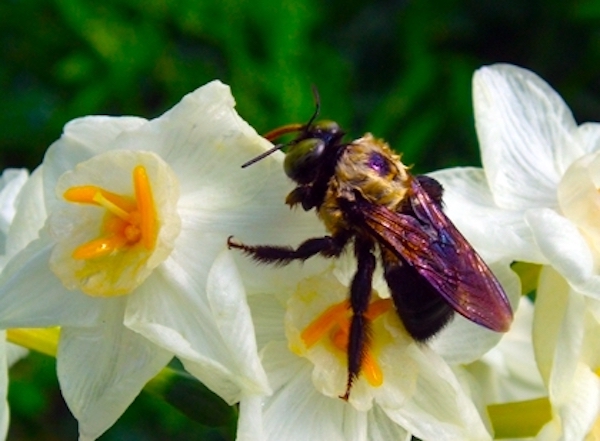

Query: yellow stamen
133,165,156,250
362,351,384,387
301,300,349,348
64,186,137,212
64,165,158,260
92,191,131,221
300,297,393,389
365,298,393,320
72,235,128,260
330,322,350,350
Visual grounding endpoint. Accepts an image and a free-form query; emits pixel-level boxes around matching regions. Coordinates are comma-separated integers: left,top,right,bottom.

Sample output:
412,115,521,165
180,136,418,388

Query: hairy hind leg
227,232,349,266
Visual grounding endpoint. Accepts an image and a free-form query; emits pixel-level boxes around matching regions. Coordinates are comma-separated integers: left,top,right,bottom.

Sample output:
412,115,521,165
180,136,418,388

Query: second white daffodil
433,63,600,440
233,252,520,441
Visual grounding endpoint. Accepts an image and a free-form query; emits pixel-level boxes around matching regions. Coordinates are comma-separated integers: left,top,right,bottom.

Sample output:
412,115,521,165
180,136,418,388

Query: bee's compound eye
284,138,326,183
312,120,341,136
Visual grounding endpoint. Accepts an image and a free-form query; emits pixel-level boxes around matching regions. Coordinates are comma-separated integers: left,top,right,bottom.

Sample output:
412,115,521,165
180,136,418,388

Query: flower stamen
301,300,349,347
133,165,156,250
300,297,393,388
64,164,157,260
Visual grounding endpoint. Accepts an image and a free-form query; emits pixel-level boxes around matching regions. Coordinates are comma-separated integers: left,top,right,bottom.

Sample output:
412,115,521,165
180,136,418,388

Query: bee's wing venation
348,180,512,332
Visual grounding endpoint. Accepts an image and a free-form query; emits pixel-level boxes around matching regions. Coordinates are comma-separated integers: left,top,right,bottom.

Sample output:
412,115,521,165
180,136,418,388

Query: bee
228,93,513,400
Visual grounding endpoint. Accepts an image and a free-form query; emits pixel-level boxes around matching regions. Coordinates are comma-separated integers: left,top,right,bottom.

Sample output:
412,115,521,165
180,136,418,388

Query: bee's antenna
241,84,321,168
241,143,285,168
305,84,321,130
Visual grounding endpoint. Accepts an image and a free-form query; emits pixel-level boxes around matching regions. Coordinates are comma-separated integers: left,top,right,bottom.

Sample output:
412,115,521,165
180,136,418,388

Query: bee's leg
341,236,375,401
227,232,349,266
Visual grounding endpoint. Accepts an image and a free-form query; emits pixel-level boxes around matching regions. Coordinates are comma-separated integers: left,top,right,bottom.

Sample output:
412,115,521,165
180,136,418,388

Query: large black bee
228,96,513,400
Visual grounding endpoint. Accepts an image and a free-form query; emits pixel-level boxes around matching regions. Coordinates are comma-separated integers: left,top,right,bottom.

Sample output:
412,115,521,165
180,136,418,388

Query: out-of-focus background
2,0,600,439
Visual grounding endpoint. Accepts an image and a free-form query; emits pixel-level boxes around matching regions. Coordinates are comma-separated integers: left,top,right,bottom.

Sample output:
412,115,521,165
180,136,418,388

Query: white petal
59,115,148,151
6,167,46,259
0,235,103,328
123,81,324,239
125,251,269,404
548,290,586,401
237,395,265,441
114,81,280,202
578,122,600,155
556,151,600,250
259,341,363,441
473,64,578,210
248,293,287,350
57,299,172,441
431,260,521,364
174,190,323,298
379,344,491,441
430,167,545,263
0,168,28,235
554,363,600,441
526,208,593,286
367,405,410,441
205,249,269,394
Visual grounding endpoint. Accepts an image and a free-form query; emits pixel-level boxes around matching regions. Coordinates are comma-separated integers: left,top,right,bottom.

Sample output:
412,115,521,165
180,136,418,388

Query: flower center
63,165,157,259
285,269,406,409
48,150,181,297
300,298,393,388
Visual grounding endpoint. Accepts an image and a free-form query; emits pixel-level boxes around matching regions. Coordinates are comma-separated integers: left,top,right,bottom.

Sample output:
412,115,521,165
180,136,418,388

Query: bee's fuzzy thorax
318,134,411,235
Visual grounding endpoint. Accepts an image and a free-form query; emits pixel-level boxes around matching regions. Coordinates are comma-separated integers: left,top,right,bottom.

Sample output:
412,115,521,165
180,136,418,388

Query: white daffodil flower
0,81,321,440
231,252,501,441
431,64,600,439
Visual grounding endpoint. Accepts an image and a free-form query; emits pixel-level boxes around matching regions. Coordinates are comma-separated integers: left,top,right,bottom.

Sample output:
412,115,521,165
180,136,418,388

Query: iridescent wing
345,177,513,332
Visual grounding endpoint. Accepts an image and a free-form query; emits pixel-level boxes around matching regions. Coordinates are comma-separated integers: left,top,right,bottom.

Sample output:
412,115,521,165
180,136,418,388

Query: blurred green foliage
2,0,600,439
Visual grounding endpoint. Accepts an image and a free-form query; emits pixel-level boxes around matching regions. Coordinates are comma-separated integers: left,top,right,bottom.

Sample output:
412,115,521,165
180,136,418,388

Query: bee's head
283,119,343,184
240,87,344,182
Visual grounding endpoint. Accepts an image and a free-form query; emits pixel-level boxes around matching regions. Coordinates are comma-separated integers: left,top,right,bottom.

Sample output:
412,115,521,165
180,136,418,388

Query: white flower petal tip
58,312,173,441
473,64,579,210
